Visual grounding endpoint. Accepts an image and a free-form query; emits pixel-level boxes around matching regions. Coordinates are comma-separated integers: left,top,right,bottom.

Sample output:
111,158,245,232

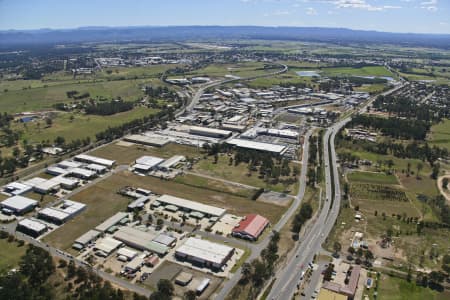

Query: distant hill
0,26,449,49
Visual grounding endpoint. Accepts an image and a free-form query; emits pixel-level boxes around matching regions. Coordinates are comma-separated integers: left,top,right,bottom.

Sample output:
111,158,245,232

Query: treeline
349,115,429,140
291,203,313,240
417,195,450,227
85,100,134,115
66,90,90,100
307,135,321,185
339,136,448,166
236,232,280,299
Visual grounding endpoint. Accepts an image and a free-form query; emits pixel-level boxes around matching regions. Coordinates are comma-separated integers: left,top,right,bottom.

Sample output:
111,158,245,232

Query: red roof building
232,214,269,241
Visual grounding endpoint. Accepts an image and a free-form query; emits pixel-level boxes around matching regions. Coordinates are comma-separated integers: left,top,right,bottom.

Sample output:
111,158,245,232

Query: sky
0,0,449,34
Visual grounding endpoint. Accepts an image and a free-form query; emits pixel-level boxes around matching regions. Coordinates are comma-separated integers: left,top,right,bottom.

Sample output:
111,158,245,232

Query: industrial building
1,181,32,196
117,247,138,262
127,196,149,211
155,194,226,218
152,233,177,248
73,229,101,250
175,237,235,271
1,195,38,215
70,167,97,180
232,214,269,241
16,218,48,238
227,138,287,155
113,226,169,256
95,212,129,232
133,156,164,173
94,237,123,257
124,134,170,147
74,154,115,168
37,200,86,225
189,126,232,138
157,155,185,171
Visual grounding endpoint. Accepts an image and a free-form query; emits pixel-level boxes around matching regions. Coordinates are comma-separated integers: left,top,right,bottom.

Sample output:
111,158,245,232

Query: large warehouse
74,154,115,168
38,200,86,225
155,194,226,218
1,195,38,215
232,214,269,241
175,237,235,271
124,134,170,147
133,156,164,173
16,218,48,238
227,138,287,155
189,126,232,138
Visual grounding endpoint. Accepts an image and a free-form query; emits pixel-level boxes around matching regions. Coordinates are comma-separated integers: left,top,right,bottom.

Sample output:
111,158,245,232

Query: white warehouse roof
96,212,128,232
135,156,164,168
74,154,115,167
176,237,234,265
227,138,286,154
18,218,47,232
1,195,37,211
157,194,226,217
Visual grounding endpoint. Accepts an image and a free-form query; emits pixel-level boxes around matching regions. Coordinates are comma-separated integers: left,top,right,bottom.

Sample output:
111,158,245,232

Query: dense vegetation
85,100,134,116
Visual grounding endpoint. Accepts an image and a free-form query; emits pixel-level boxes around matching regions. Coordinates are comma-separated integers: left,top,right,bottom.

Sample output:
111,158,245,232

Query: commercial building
74,154,115,168
155,194,226,218
152,233,177,248
232,214,269,241
85,163,108,174
95,212,129,232
323,265,361,299
189,126,232,138
124,256,144,273
70,167,97,180
117,247,138,262
175,271,193,286
175,237,235,271
16,218,48,238
134,156,164,172
227,138,287,155
127,196,148,211
73,229,101,250
1,195,38,215
38,200,86,225
57,160,82,169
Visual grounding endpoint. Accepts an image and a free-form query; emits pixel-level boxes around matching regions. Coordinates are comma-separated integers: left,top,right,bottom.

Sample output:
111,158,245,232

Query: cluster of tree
346,246,374,266
415,270,447,291
349,115,429,140
85,100,134,115
307,135,321,185
0,112,13,128
66,90,90,100
95,108,174,142
373,94,448,122
239,232,280,298
149,279,176,300
417,194,450,226
291,203,313,240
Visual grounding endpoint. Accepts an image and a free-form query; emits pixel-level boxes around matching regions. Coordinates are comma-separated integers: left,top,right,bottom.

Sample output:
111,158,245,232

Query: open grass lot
371,274,449,300
0,78,148,113
320,65,394,77
89,142,203,165
428,119,450,151
174,173,258,199
193,153,300,194
354,83,387,94
13,107,159,144
0,239,27,274
185,61,273,78
247,71,315,88
43,176,130,251
118,171,286,224
348,171,399,185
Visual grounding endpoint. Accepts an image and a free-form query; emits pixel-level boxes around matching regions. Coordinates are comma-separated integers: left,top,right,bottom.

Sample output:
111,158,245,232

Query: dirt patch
437,174,450,204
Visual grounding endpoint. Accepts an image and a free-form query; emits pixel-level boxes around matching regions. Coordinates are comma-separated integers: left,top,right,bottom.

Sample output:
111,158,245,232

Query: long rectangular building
227,138,287,154
189,126,232,138
156,194,226,218
95,212,128,232
175,237,234,271
74,154,115,168
113,227,169,255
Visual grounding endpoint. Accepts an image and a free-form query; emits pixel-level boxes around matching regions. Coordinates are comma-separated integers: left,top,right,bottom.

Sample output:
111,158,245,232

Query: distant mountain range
1,26,449,49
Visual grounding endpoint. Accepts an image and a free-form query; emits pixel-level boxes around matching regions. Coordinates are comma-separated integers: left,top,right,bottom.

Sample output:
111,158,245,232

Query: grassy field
347,171,399,185
428,119,450,151
354,83,387,94
89,142,203,165
194,153,300,194
372,274,449,300
320,65,394,77
185,62,273,78
0,78,151,113
43,176,130,251
0,238,27,274
13,107,159,144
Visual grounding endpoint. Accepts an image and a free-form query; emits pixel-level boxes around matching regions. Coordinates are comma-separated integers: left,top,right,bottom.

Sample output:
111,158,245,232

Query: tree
184,290,197,300
347,247,355,255
157,279,174,296
442,178,449,190
407,161,411,176
45,117,53,127
333,242,342,254
431,163,440,179
416,162,423,179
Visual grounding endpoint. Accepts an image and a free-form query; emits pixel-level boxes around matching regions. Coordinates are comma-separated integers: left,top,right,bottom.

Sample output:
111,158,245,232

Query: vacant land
347,171,399,185
428,119,450,151
43,176,130,250
89,142,202,165
0,239,27,274
372,274,449,300
13,108,159,145
320,65,394,77
194,153,300,194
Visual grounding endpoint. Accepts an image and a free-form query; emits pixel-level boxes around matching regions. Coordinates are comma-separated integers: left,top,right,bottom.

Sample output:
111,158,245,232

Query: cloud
306,7,318,15
298,0,402,11
420,0,438,11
